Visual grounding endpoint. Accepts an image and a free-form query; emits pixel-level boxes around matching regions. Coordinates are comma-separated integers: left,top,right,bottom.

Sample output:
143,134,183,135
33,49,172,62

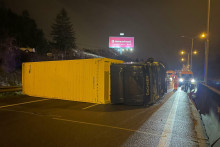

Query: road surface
0,89,208,147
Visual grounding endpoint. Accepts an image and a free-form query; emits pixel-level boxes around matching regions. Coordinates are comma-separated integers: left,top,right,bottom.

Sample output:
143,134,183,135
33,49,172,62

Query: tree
51,9,76,52
0,6,48,54
0,37,21,72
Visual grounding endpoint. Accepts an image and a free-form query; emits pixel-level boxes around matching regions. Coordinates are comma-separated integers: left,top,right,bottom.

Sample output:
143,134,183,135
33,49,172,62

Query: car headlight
191,79,196,83
179,78,184,82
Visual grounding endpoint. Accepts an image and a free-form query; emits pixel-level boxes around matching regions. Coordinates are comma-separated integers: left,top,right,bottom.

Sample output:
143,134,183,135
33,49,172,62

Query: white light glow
191,79,195,83
179,78,184,82
169,78,172,81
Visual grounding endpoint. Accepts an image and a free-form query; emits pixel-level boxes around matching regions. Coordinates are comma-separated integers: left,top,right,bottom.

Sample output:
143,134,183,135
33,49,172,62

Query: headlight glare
179,78,184,82
191,79,195,83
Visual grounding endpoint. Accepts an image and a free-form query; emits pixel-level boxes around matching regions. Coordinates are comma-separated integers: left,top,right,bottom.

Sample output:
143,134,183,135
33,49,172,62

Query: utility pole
204,0,211,84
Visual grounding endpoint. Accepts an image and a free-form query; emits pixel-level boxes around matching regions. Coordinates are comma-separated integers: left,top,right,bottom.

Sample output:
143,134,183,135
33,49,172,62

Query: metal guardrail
0,86,22,93
195,83,220,120
194,83,220,147
207,80,220,91
0,86,21,89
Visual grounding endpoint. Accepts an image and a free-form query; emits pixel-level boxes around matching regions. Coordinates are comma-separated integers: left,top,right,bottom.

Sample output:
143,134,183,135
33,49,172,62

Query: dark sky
3,0,220,73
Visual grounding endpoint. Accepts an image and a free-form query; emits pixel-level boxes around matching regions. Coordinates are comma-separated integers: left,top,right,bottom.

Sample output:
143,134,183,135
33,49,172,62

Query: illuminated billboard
109,37,134,48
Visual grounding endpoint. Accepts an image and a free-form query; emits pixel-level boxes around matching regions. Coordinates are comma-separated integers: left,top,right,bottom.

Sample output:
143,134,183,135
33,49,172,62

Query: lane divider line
53,117,163,137
0,107,165,137
0,99,49,109
1,108,61,118
82,104,99,110
0,101,204,144
157,91,180,147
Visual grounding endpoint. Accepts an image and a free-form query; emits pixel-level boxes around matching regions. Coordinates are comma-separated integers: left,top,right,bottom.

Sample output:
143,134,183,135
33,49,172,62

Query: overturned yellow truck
22,58,166,105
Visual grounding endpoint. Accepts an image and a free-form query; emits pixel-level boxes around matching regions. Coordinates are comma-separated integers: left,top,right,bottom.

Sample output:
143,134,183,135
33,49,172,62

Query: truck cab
178,71,196,92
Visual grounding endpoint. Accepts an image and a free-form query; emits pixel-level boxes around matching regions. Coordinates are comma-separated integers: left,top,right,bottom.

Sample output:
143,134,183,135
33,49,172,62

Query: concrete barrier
194,83,220,147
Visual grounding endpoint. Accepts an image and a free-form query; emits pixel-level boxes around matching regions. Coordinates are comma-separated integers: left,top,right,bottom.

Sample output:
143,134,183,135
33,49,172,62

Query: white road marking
82,103,99,110
157,91,180,147
53,117,163,137
1,108,61,118
0,99,49,109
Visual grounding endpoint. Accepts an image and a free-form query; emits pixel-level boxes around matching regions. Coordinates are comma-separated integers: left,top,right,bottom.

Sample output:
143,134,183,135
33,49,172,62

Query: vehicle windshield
181,74,193,80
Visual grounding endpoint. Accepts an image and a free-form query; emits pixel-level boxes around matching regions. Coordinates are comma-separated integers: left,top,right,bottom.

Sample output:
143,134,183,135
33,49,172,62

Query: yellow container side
22,58,123,104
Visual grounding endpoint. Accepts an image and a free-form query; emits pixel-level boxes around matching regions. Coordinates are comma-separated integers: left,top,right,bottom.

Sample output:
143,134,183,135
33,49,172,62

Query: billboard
109,37,134,48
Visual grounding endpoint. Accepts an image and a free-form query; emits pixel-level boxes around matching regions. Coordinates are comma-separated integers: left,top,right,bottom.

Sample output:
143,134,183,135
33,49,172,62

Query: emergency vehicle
166,70,175,82
178,71,196,92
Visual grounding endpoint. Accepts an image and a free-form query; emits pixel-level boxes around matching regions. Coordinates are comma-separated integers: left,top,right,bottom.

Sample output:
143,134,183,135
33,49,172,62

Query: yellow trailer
22,58,123,104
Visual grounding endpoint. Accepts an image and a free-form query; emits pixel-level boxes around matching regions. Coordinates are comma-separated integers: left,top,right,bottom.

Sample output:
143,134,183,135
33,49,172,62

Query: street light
200,33,206,38
180,50,189,69
179,49,197,71
178,0,211,83
179,36,195,70
120,33,124,36
193,50,198,55
204,0,211,84
180,31,208,81
179,33,206,71
180,51,185,55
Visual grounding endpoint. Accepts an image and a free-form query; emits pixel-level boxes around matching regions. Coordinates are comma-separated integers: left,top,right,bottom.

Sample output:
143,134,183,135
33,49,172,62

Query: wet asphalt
0,89,208,147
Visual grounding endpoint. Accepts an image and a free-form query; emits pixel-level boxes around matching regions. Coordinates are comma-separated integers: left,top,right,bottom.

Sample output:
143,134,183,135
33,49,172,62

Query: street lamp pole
180,36,194,70
187,53,190,71
204,0,211,84
191,38,194,70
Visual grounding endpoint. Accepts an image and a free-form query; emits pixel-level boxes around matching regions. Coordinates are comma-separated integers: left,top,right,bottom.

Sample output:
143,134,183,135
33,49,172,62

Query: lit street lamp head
200,33,206,38
180,50,185,55
181,58,185,62
193,50,198,55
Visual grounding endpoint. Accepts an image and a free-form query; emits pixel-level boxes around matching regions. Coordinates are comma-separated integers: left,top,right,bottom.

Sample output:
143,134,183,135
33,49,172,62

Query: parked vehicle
19,47,35,53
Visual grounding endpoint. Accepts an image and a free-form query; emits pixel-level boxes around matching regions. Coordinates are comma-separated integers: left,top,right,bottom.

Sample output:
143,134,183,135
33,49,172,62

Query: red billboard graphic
109,37,134,48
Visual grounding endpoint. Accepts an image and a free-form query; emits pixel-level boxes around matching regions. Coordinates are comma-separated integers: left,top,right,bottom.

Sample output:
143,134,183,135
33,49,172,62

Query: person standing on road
173,75,179,91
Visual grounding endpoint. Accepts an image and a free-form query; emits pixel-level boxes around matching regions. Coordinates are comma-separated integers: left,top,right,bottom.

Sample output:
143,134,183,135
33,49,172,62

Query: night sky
3,0,220,78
